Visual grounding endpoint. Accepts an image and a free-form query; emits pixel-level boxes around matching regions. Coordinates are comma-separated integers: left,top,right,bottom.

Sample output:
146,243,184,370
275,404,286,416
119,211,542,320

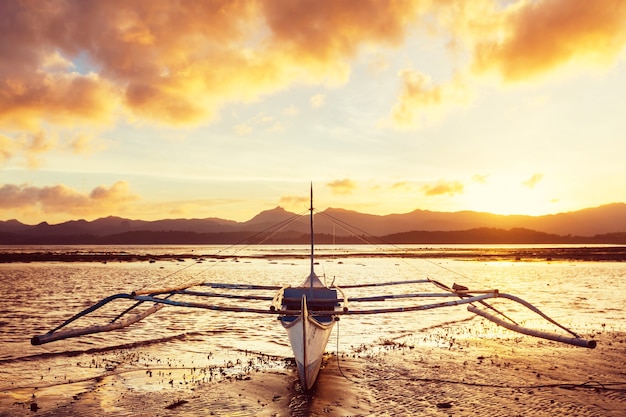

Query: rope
315,209,571,332
133,208,309,294
334,319,360,385
316,210,480,287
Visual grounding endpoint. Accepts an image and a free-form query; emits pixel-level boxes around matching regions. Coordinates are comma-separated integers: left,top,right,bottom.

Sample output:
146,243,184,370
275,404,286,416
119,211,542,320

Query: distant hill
317,203,626,237
1,203,626,244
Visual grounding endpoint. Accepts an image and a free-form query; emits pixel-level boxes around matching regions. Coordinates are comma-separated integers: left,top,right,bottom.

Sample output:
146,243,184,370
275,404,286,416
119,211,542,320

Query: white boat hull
281,295,335,390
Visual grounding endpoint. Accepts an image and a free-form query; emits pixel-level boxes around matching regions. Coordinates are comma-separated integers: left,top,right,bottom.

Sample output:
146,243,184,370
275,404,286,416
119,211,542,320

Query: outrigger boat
31,187,596,391
275,189,345,390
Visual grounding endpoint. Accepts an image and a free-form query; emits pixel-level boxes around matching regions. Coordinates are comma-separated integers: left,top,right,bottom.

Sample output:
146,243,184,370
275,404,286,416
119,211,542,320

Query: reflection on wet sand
1,248,624,416
5,328,624,417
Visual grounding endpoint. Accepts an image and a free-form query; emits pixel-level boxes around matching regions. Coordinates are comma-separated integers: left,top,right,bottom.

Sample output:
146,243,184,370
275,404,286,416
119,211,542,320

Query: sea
0,244,624,416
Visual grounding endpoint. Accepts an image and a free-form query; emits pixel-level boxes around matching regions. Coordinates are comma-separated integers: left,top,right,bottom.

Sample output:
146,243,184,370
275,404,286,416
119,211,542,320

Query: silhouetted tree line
2,227,626,245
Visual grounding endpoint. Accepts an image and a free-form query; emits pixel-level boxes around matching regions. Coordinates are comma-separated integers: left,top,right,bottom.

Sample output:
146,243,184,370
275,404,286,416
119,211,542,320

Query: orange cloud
391,181,410,190
66,132,106,155
1,129,106,169
327,179,357,195
261,1,419,66
522,173,544,189
390,70,469,128
279,195,309,211
422,180,464,196
3,0,624,154
0,181,138,218
0,134,16,164
15,130,57,169
387,0,626,128
471,0,626,81
0,1,423,134
0,70,118,132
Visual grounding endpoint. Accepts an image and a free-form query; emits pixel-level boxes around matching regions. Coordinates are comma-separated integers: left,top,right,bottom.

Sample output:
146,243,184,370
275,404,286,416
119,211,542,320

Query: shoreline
1,245,626,263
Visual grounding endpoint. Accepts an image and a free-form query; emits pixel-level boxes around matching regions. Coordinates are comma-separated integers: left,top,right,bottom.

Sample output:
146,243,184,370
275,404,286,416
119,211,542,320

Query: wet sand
3,330,624,416
2,250,624,416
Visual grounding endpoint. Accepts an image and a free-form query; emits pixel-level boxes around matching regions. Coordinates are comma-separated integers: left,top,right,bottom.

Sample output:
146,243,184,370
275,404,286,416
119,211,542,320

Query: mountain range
1,203,626,245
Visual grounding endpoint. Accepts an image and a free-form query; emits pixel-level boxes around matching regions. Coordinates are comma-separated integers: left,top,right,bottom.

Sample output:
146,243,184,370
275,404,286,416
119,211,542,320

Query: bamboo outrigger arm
289,288,592,347
31,301,164,345
30,286,597,350
468,306,596,348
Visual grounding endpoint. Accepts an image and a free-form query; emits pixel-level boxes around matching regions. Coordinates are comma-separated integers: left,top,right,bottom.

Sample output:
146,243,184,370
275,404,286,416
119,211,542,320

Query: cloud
422,180,464,196
522,173,543,188
0,181,138,217
90,181,136,203
0,0,422,135
384,0,626,129
66,132,106,155
0,71,118,133
471,174,489,184
327,179,357,195
368,53,391,74
260,0,420,66
309,93,326,108
2,0,625,160
41,50,75,72
0,134,17,164
1,133,36,168
19,131,57,169
389,70,470,128
0,130,107,168
471,0,626,82
279,194,309,210
391,181,411,190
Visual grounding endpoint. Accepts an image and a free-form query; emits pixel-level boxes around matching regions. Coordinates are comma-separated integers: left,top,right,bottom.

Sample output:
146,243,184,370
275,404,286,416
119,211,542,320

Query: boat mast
309,183,315,285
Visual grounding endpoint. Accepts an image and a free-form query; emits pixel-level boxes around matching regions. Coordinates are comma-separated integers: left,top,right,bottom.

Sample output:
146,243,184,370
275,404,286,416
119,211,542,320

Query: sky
1,0,626,225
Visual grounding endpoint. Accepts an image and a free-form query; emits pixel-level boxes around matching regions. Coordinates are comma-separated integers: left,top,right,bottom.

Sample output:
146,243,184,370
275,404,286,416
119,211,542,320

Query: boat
277,276,341,390
274,189,345,390
31,186,596,391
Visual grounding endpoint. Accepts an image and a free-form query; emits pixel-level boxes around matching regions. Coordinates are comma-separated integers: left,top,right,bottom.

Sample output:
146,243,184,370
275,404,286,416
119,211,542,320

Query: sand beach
3,328,624,416
1,246,625,416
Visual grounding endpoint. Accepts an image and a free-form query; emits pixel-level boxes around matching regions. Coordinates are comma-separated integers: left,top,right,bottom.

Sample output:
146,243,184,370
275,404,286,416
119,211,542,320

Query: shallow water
0,245,624,416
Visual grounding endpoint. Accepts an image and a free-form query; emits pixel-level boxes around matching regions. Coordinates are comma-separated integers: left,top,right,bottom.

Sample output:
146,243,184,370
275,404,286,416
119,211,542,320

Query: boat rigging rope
316,209,480,287
113,209,311,325
133,208,309,294
316,209,573,331
334,319,360,385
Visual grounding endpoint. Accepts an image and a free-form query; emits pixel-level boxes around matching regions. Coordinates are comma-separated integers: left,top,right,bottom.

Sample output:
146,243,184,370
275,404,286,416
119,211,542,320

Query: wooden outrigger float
31,187,596,391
